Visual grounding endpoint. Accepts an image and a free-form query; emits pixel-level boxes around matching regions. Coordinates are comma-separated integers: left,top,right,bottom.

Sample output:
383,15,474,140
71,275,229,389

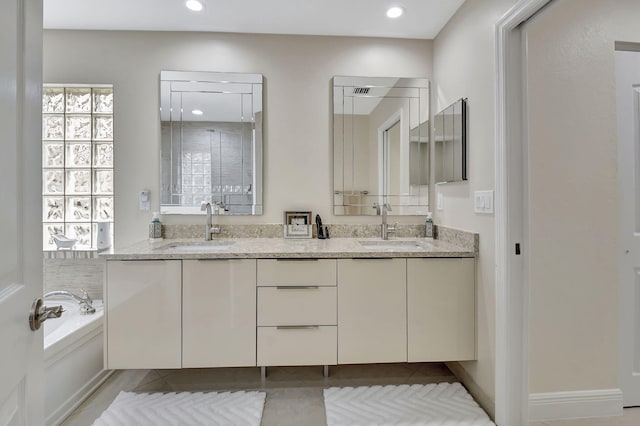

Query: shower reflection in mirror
159,71,263,215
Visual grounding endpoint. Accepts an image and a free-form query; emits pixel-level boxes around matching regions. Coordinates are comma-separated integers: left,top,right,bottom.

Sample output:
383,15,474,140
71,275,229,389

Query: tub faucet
44,289,96,315
373,202,397,240
201,201,224,240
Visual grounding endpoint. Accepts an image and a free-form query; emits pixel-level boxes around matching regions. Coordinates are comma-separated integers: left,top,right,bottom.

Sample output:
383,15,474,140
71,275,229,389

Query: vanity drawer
257,259,336,287
257,326,337,366
257,286,337,326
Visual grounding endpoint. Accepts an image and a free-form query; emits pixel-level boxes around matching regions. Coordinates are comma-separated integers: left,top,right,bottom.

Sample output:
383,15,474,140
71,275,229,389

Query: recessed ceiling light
386,6,404,19
191,109,203,115
185,0,204,12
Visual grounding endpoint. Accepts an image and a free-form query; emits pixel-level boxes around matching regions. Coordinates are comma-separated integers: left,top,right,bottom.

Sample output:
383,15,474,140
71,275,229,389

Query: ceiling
43,0,465,40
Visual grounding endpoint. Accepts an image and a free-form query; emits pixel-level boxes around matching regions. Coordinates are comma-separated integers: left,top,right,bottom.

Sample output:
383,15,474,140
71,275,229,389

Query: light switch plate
139,190,150,211
437,192,444,211
474,190,494,214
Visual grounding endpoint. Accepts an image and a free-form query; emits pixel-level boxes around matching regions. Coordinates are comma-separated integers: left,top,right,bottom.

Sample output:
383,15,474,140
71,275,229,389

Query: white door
0,0,44,423
617,48,640,407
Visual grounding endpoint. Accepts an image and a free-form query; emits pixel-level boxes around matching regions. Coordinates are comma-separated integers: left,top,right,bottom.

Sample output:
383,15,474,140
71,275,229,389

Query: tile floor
61,363,640,426
61,363,459,425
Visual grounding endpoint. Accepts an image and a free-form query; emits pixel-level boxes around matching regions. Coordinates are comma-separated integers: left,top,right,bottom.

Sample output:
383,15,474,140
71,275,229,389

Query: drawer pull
196,258,235,262
276,286,319,290
351,257,394,260
276,258,319,261
117,259,166,262
276,325,320,330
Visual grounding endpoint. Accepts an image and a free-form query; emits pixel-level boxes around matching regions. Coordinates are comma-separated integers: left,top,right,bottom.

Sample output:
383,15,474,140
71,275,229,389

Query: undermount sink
159,241,235,252
358,240,428,250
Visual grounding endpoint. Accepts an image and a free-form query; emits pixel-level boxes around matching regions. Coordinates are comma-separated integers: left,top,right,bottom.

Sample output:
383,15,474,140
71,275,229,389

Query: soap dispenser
149,212,163,240
425,212,434,238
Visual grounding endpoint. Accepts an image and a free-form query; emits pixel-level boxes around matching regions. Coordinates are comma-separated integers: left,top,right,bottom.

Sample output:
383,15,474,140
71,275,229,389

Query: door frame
616,45,640,407
495,0,553,424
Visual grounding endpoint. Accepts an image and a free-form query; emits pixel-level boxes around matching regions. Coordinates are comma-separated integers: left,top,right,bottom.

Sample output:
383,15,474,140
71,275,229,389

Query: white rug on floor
323,382,495,426
92,390,266,426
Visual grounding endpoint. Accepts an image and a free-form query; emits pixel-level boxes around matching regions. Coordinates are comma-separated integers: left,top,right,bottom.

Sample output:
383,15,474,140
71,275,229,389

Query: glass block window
42,85,114,250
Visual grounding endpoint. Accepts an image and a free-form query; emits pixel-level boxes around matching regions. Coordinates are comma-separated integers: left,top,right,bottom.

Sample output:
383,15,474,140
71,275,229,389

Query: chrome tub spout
44,290,96,315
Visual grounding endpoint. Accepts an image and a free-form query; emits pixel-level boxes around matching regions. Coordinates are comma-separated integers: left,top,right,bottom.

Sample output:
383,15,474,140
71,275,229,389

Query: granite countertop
100,237,476,260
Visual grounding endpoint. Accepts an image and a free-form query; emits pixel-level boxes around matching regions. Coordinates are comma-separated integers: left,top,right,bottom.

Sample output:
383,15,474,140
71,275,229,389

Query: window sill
44,250,101,259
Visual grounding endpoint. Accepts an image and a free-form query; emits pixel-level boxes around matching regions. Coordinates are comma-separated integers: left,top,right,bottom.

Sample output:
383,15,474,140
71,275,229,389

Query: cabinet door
183,259,256,368
106,260,181,369
407,258,475,361
337,258,406,364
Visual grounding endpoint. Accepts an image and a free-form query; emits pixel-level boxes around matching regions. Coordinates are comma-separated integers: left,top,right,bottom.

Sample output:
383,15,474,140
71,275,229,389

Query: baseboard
446,361,495,420
529,388,623,421
47,369,114,426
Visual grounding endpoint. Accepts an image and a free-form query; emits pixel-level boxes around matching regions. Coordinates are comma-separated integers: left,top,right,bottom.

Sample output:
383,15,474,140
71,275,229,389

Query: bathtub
44,298,112,426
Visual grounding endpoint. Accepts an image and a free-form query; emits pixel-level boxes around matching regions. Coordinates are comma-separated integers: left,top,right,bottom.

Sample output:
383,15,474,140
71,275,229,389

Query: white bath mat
323,382,495,426
92,390,266,426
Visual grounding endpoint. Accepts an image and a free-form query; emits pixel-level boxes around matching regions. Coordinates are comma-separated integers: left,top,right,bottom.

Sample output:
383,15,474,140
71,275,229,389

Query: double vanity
100,70,477,374
102,236,477,374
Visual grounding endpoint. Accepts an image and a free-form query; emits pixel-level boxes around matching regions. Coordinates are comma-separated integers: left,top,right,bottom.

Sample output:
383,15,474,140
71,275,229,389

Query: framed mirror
333,76,430,216
434,98,467,184
159,71,263,215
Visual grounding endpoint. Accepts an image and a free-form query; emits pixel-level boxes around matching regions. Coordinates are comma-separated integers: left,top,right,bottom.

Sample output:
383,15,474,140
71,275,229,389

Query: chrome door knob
28,298,64,331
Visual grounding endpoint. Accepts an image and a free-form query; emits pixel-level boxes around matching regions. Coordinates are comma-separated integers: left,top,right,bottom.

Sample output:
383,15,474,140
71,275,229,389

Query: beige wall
434,0,640,409
525,0,640,394
43,31,432,247
433,0,518,408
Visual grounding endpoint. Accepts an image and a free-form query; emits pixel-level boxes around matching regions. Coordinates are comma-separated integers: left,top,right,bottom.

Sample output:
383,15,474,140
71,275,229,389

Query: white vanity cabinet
256,259,338,366
104,246,476,370
337,258,407,364
407,258,475,361
182,259,257,368
105,260,182,369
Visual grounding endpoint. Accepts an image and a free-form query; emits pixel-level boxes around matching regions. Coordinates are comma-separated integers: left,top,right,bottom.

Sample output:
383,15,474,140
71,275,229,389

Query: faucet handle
388,222,398,234
80,288,93,303
78,289,96,314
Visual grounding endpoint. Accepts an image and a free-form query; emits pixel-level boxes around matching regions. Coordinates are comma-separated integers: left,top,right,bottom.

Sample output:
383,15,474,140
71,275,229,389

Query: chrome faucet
44,289,96,315
373,202,397,240
201,201,225,240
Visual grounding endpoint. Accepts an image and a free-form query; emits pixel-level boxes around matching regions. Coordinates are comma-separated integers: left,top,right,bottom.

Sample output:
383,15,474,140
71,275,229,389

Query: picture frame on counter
283,211,312,239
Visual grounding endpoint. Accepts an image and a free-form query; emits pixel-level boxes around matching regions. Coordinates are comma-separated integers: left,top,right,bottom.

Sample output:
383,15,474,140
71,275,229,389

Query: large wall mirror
333,76,430,216
160,71,263,215
434,98,467,184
